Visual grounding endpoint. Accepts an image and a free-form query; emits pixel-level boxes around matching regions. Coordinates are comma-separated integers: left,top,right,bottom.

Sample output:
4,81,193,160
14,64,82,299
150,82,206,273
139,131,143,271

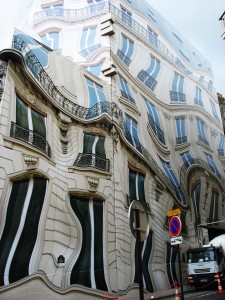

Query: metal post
135,208,144,300
177,244,184,300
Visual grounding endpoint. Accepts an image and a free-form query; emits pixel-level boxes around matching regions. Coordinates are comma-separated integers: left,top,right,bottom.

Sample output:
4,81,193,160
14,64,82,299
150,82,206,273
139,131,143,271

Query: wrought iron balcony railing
109,3,217,97
148,115,165,144
176,136,187,144
117,50,131,66
218,149,224,156
170,91,186,102
74,153,110,172
198,135,209,145
10,122,51,156
121,90,135,104
194,98,204,107
79,43,101,58
137,70,157,91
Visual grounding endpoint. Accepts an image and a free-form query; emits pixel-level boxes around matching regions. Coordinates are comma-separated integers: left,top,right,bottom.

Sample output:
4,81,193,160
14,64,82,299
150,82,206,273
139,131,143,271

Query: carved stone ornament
86,176,99,192
23,155,39,170
0,60,7,101
210,129,218,137
162,111,171,120
58,112,72,154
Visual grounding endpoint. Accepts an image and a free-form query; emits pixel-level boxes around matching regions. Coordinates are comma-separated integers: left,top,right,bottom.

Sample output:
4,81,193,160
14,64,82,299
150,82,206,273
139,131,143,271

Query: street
157,289,225,299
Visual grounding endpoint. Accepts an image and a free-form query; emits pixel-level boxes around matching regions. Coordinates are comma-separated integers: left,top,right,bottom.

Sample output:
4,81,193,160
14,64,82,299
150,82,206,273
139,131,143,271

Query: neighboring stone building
0,1,225,299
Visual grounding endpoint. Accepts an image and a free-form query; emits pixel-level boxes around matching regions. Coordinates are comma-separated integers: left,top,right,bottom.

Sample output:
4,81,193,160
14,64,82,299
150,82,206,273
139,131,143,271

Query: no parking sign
169,216,182,237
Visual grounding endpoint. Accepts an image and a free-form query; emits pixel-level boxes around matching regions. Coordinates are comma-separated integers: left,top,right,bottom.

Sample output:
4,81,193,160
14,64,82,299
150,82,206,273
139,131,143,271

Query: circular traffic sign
169,216,182,237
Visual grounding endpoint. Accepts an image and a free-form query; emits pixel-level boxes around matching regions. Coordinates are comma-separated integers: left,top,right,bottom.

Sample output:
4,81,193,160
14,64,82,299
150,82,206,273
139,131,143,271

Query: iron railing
148,114,165,144
218,149,224,156
176,136,187,144
170,91,186,102
109,3,217,97
121,90,135,104
10,122,51,156
79,43,101,58
137,70,157,91
74,153,110,172
198,135,209,145
117,49,131,66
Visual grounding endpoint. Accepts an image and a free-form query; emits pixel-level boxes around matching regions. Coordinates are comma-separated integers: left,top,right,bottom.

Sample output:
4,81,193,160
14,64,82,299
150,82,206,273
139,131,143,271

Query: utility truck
187,235,225,286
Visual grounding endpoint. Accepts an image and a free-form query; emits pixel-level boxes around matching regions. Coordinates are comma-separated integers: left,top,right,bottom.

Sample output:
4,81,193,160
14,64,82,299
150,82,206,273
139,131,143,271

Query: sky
0,0,224,95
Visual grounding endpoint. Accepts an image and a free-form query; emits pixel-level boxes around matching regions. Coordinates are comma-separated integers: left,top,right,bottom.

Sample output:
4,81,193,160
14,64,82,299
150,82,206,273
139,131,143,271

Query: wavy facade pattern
0,0,224,299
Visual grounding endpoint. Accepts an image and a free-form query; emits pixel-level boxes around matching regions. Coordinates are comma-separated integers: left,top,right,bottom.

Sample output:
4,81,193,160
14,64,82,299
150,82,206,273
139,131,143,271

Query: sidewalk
149,285,195,299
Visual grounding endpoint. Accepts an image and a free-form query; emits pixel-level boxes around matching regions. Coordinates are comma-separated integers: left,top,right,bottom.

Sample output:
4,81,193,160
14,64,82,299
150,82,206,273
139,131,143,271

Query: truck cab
187,246,225,286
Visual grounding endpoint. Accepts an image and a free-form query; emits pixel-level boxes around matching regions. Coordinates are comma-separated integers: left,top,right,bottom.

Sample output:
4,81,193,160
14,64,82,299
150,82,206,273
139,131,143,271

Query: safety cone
217,274,224,294
174,281,180,300
113,295,118,300
104,292,108,300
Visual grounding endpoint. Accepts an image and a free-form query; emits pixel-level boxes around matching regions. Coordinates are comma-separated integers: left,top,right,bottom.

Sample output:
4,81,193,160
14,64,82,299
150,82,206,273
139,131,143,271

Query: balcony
138,70,157,91
198,135,209,145
121,90,135,104
170,91,186,102
10,122,51,157
148,115,165,144
218,149,224,156
176,136,187,144
74,153,110,172
117,50,131,66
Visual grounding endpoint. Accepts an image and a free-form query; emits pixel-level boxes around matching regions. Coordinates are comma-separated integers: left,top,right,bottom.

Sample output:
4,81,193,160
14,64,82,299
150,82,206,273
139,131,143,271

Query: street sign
128,200,150,241
171,236,183,245
169,216,182,237
167,208,181,217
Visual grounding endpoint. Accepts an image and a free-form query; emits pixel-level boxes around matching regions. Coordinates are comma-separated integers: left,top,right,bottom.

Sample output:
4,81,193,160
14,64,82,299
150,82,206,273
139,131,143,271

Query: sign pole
177,244,184,300
135,208,144,300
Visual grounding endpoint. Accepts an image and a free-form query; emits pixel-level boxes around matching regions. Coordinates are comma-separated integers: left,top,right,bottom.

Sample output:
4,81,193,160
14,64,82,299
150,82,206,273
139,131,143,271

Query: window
118,35,134,66
138,55,160,91
180,151,194,168
148,26,158,48
204,152,221,178
86,78,106,108
0,176,47,286
129,169,146,202
74,133,109,171
42,3,64,16
196,119,208,145
166,243,178,288
125,115,142,152
10,95,50,156
191,182,201,228
40,32,60,51
208,80,213,93
176,118,187,144
119,75,135,103
144,98,165,144
70,196,107,291
208,191,219,223
218,134,225,156
121,6,132,26
85,62,103,77
210,100,221,123
194,87,203,107
80,27,100,57
170,73,186,102
160,159,180,189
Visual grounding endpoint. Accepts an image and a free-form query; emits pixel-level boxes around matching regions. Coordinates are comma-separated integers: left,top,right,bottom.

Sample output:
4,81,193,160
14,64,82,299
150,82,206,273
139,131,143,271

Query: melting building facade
0,0,225,299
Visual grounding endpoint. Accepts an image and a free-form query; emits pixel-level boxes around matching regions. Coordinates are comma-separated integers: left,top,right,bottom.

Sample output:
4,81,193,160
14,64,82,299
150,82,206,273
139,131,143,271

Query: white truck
187,235,225,286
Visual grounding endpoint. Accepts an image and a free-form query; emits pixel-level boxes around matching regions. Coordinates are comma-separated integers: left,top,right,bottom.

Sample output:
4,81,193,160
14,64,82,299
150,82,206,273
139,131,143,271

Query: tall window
180,151,194,168
0,177,47,286
119,75,135,103
138,55,160,91
10,95,49,155
170,73,186,102
194,87,203,107
80,27,100,57
204,152,221,178
70,196,108,291
40,32,60,51
86,78,106,108
210,100,221,123
85,62,103,77
118,35,134,66
209,191,219,223
208,80,213,93
196,119,208,145
121,6,132,26
148,26,158,48
74,133,109,171
176,117,186,144
129,169,146,202
125,115,142,152
191,182,201,231
144,98,165,144
218,134,225,156
160,159,180,189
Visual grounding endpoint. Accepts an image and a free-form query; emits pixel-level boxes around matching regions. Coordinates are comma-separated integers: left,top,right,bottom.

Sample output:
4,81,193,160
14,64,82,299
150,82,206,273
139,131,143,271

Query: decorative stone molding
86,176,99,192
23,155,39,170
162,111,171,120
58,112,72,154
210,128,218,137
100,13,115,36
101,61,117,77
0,60,7,101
